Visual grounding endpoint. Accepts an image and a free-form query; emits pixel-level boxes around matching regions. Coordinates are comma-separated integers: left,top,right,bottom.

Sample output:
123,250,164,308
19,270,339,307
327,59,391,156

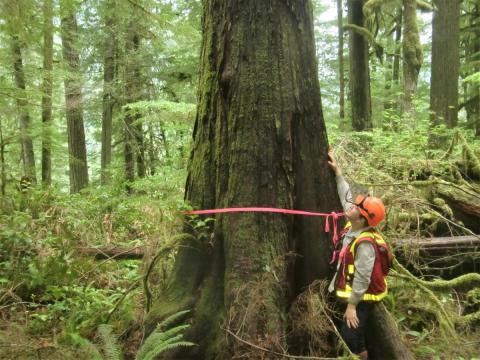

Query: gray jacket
328,175,376,305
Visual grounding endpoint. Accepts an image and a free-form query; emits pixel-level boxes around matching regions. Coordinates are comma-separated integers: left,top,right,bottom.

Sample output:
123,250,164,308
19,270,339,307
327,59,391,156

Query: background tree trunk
402,0,422,115
101,0,116,185
464,2,479,136
337,0,345,119
123,31,141,187
393,7,402,85
61,9,89,193
430,0,461,128
0,118,5,195
12,37,37,184
348,0,372,131
41,0,53,187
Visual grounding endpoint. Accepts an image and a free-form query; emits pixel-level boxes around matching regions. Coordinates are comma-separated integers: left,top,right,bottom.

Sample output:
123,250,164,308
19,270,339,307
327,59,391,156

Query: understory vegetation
1,116,479,359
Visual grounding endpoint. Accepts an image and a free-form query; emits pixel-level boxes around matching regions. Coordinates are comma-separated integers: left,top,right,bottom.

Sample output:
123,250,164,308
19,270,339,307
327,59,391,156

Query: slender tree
393,7,402,84
402,0,422,114
101,0,116,185
123,31,139,187
61,3,89,193
430,0,461,128
5,1,37,184
348,0,372,131
337,0,345,119
41,0,53,186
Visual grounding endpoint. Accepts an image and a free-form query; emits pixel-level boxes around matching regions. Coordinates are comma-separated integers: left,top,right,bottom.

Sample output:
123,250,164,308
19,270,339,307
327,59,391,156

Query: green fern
135,310,195,360
98,324,123,360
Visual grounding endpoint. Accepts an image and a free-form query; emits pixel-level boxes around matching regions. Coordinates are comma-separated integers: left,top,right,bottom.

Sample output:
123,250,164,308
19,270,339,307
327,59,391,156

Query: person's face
345,204,365,224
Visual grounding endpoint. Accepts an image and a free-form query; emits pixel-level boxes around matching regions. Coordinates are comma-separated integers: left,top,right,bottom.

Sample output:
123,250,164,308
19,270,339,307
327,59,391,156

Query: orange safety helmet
354,194,385,227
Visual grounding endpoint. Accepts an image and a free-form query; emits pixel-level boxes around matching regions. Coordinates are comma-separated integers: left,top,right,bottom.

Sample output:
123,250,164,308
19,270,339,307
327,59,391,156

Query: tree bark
0,118,5,195
12,37,37,184
101,0,116,185
430,0,461,128
41,0,53,187
402,0,422,115
61,8,89,193
123,31,141,187
348,0,372,131
337,0,345,119
7,1,37,184
393,7,402,85
464,2,479,136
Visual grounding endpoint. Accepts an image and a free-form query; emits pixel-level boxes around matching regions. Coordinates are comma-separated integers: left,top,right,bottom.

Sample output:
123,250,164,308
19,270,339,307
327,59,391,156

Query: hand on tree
344,303,359,329
328,150,342,176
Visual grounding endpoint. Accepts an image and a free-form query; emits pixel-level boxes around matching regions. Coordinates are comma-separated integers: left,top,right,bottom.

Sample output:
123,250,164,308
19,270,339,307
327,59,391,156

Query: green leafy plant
96,310,195,360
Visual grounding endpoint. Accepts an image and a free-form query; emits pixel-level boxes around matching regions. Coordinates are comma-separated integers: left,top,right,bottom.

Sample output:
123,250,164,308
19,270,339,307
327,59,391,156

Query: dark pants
339,301,372,354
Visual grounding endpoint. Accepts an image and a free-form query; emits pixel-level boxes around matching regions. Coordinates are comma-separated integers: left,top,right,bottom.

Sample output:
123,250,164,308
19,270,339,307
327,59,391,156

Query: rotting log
434,183,480,233
75,246,145,259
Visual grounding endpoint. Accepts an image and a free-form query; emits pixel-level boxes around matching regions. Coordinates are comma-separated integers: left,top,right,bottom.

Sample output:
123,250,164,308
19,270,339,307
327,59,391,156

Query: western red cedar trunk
348,0,372,131
149,1,340,358
61,8,89,193
464,2,479,136
101,0,116,185
430,0,461,128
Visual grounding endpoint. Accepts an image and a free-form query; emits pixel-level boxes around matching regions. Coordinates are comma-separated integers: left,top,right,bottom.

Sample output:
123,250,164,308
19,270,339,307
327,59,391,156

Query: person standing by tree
327,150,390,360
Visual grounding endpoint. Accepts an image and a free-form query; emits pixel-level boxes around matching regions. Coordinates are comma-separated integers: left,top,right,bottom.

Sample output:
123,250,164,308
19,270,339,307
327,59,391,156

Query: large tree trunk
61,9,89,193
337,0,345,119
41,0,53,187
101,0,116,185
430,0,461,128
402,0,422,115
348,0,372,131
147,1,411,359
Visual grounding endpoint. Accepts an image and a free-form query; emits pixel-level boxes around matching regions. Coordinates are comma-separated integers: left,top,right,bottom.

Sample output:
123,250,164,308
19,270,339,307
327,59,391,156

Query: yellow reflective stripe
336,280,388,301
348,264,355,274
344,221,352,229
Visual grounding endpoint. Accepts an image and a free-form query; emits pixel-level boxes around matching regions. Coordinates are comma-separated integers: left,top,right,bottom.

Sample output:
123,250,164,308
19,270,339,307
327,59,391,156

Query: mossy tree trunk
61,4,89,193
348,0,372,131
41,0,53,187
149,1,412,359
430,0,461,128
402,0,422,115
151,0,340,358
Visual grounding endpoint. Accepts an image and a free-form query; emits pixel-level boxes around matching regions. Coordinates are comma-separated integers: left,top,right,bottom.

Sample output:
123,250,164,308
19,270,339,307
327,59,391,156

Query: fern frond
157,309,190,330
98,324,123,360
141,341,196,360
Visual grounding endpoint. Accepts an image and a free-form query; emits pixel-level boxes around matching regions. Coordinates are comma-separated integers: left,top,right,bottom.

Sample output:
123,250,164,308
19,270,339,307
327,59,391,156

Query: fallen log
393,235,480,250
75,246,146,259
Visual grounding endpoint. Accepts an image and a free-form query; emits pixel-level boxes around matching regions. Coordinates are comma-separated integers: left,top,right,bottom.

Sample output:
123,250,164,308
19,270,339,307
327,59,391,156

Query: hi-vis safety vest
335,229,389,302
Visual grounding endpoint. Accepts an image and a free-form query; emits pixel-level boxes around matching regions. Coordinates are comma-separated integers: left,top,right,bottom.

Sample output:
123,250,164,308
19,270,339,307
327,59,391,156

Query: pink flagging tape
184,207,345,245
